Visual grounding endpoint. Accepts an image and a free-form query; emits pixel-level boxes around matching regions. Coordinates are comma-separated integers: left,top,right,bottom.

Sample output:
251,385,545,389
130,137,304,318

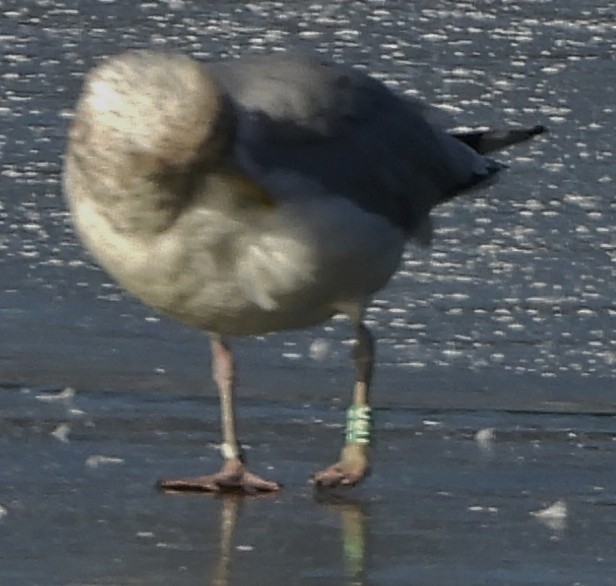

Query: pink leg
158,335,281,494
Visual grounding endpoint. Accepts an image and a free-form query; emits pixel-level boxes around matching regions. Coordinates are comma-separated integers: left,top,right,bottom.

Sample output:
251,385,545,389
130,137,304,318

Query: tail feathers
451,124,547,154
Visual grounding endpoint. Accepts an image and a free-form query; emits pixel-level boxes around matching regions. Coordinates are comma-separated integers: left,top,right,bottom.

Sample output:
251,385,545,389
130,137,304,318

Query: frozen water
0,0,615,584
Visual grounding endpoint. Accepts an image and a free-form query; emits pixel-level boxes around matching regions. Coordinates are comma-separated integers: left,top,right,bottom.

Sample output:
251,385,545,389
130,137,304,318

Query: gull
63,50,545,493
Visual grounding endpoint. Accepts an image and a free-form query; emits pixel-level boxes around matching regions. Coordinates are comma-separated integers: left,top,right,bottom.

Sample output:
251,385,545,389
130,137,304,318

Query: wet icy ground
1,0,615,584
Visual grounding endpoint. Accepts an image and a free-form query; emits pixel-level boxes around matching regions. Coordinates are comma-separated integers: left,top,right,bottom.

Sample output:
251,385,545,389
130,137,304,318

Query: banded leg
311,322,374,488
158,335,280,494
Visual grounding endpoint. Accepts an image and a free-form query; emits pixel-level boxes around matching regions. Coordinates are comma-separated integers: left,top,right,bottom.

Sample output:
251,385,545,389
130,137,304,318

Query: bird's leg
158,335,280,494
312,323,373,488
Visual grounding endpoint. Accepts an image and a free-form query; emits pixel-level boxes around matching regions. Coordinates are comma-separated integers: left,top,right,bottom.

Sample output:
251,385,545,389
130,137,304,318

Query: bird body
64,50,545,492
65,158,404,334
64,51,503,335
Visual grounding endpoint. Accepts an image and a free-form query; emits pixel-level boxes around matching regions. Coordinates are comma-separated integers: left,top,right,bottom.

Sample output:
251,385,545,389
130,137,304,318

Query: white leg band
220,442,241,460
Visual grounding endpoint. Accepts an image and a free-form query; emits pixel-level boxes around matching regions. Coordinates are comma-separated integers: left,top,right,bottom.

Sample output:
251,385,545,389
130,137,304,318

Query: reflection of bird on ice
208,495,368,586
64,50,545,492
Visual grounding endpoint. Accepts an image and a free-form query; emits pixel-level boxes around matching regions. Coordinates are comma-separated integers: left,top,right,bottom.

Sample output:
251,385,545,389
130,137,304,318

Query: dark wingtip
451,123,548,154
530,124,548,136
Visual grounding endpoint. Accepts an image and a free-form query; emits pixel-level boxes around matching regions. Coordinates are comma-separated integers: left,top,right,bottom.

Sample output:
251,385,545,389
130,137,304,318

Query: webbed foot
158,459,281,494
311,444,370,488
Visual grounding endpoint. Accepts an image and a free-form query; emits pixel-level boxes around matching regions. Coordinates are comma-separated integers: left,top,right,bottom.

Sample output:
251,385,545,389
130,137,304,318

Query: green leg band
345,405,373,445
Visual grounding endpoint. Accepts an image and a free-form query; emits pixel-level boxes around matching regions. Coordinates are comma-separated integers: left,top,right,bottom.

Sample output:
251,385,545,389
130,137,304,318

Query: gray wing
209,53,496,235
